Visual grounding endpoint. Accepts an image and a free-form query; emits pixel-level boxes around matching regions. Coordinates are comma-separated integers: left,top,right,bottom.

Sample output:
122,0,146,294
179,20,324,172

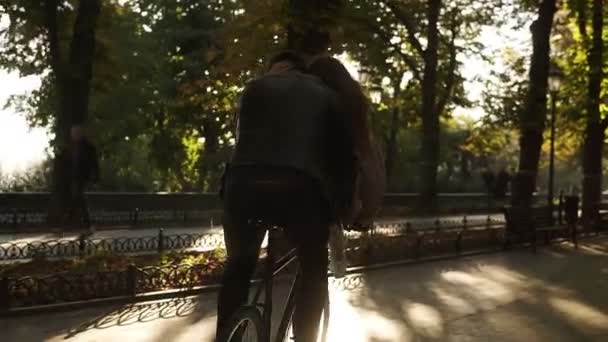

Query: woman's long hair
308,57,372,154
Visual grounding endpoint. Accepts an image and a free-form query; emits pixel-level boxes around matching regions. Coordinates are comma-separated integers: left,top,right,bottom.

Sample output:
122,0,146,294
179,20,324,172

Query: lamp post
547,64,563,208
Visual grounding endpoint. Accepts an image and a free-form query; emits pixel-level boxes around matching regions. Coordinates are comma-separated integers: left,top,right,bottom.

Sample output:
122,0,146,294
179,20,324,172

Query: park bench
504,205,577,252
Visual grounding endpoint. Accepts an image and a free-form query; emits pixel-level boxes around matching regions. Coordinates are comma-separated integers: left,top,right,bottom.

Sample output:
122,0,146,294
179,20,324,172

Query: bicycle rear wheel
218,306,267,342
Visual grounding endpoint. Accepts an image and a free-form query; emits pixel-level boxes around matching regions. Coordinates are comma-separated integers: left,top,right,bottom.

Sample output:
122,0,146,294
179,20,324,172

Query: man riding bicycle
216,51,356,342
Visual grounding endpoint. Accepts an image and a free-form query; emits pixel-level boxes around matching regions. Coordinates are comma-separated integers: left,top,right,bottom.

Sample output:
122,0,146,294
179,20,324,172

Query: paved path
0,214,503,244
1,236,606,342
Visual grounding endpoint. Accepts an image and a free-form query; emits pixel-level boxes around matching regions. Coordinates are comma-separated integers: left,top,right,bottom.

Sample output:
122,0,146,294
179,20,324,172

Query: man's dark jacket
230,71,355,212
72,139,100,186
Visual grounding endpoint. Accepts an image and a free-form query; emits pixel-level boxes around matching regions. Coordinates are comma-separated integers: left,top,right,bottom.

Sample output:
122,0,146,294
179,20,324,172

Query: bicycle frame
250,228,300,342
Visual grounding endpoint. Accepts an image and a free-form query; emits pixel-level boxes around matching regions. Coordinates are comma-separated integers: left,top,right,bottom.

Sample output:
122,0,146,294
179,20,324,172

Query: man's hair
268,50,307,71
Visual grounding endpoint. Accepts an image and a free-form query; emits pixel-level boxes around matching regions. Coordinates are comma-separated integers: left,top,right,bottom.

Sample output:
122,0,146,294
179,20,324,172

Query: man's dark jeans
66,182,91,229
217,166,330,342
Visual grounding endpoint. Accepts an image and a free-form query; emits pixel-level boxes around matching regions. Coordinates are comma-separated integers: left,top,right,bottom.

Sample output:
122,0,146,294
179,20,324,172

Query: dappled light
326,289,408,342
1,237,607,341
403,302,444,338
430,285,477,316
548,297,608,331
578,244,608,256
440,268,520,303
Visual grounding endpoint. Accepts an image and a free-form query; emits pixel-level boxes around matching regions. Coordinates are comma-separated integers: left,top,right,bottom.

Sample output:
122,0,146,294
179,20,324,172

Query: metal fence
0,192,553,229
0,231,225,261
0,216,504,261
0,216,512,311
4,262,223,309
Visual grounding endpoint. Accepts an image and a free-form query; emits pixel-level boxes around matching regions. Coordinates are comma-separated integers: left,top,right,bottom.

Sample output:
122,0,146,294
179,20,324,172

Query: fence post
558,190,564,224
486,216,497,245
1,276,9,311
409,222,421,260
132,208,139,227
158,228,164,254
79,233,86,257
127,264,137,297
12,209,18,227
456,216,466,254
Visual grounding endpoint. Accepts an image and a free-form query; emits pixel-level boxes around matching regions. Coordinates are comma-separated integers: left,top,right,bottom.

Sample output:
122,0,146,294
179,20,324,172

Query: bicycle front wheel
282,296,330,342
218,306,267,342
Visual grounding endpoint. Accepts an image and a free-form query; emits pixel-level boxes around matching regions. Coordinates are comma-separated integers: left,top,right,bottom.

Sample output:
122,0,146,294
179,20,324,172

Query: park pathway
1,236,606,341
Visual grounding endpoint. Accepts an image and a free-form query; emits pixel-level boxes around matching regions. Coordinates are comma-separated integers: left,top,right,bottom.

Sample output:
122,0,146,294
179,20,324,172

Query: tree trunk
44,0,69,225
510,0,557,209
385,105,400,189
68,0,101,126
46,0,101,226
384,78,403,190
581,0,604,227
418,0,442,212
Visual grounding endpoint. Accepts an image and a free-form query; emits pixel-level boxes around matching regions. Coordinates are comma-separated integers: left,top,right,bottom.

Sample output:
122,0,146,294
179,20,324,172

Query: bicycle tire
282,296,330,342
218,306,267,342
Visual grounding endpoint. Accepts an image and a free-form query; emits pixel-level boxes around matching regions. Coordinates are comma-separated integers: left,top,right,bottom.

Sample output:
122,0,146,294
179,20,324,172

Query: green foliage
0,160,52,191
1,0,605,196
0,248,227,277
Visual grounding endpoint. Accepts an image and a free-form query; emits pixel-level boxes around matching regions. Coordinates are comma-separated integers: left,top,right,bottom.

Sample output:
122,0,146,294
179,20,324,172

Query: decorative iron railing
0,217,502,261
0,216,512,311
0,231,225,261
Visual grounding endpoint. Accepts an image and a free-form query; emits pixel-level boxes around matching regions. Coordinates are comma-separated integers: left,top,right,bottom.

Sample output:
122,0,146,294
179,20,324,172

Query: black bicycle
217,222,330,342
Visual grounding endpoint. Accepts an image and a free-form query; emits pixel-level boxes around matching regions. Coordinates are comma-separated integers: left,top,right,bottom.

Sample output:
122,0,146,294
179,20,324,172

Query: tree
0,0,102,222
287,0,342,55
510,0,557,208
340,0,493,208
577,0,605,226
418,0,442,210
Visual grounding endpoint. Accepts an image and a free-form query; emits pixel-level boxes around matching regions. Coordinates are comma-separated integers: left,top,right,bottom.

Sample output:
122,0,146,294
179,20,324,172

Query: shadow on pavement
64,296,201,338
2,237,607,342
342,237,608,341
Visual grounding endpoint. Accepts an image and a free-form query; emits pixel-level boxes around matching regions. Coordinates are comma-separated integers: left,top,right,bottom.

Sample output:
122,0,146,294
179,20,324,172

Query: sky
0,13,530,175
0,71,48,175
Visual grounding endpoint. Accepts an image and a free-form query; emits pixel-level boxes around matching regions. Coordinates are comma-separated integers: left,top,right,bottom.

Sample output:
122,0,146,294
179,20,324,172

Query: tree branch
382,0,425,55
574,0,589,44
68,0,102,124
436,18,459,117
43,0,63,79
347,14,422,82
